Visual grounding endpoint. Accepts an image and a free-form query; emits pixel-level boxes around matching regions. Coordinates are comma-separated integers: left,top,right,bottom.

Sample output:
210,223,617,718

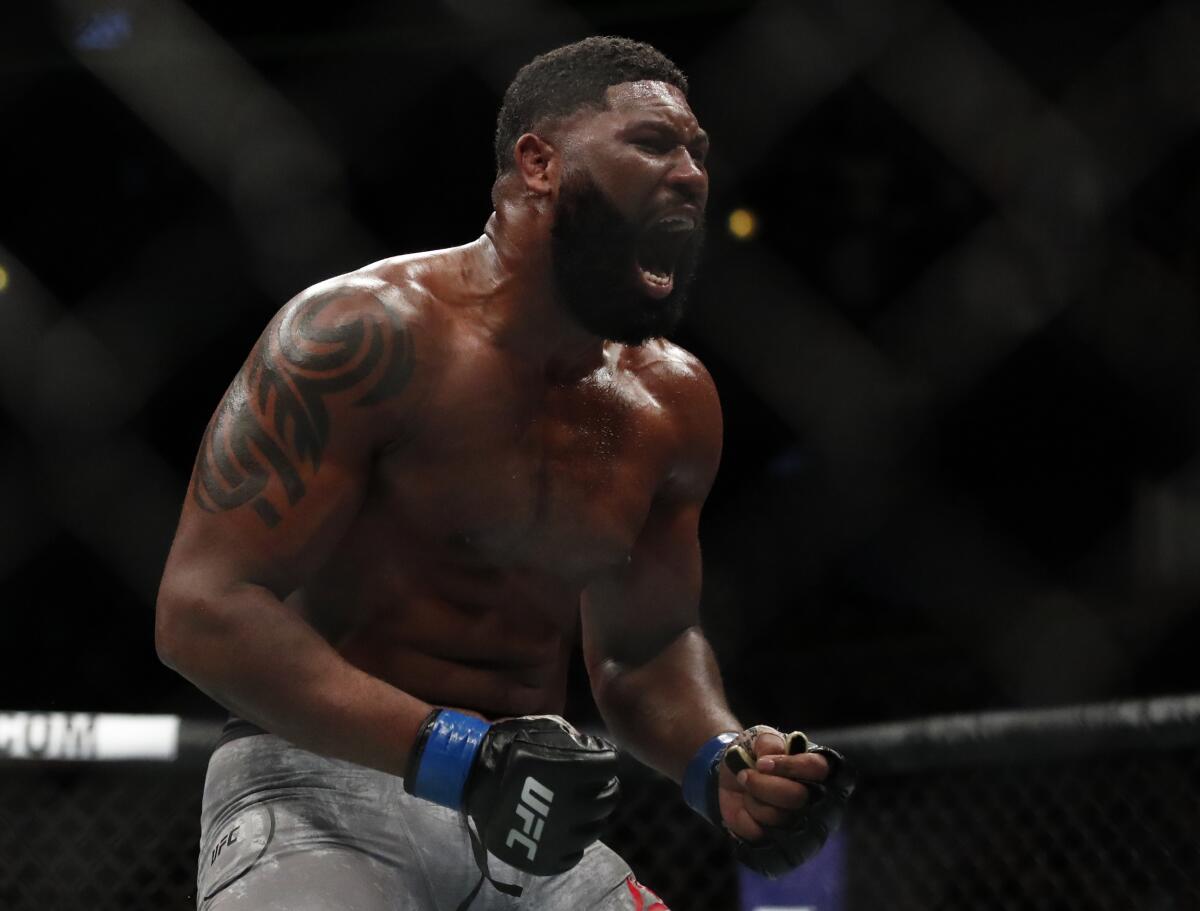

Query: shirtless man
156,37,852,910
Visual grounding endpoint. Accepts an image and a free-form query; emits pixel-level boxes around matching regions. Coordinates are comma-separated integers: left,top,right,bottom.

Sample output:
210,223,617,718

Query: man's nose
665,149,708,202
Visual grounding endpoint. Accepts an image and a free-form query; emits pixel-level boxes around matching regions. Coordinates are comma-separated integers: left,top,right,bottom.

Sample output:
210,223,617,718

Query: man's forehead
602,80,698,126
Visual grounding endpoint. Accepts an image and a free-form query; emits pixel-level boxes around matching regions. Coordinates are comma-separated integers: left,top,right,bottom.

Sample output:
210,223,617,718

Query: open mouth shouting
636,212,699,299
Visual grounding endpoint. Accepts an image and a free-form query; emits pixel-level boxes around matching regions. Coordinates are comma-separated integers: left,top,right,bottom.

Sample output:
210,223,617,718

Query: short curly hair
494,36,688,175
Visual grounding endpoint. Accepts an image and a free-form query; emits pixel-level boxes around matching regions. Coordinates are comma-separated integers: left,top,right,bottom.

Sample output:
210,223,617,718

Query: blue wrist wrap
683,732,738,825
409,709,489,810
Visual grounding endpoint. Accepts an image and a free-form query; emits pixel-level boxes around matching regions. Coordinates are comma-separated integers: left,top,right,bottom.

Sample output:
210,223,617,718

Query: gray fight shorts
197,733,671,910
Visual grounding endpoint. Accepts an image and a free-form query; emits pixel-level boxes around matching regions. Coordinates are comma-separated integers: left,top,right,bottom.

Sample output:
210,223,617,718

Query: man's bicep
177,384,369,595
171,284,416,593
581,496,704,674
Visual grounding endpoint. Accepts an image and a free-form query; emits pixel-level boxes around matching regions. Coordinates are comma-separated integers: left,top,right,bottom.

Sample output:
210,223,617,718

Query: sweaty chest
379,373,668,580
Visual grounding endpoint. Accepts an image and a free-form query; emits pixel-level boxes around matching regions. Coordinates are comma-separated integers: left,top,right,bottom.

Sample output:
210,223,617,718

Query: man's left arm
581,493,737,784
580,358,852,873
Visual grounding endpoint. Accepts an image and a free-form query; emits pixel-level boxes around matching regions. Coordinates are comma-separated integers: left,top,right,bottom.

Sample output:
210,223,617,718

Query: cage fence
844,748,1200,910
3,695,1200,910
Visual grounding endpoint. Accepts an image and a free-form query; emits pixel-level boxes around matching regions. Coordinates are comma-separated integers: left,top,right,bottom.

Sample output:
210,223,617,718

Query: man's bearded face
551,170,704,346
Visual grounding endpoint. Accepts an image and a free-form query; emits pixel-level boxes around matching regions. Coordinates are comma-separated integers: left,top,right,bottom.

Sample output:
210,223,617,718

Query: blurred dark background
4,0,1200,733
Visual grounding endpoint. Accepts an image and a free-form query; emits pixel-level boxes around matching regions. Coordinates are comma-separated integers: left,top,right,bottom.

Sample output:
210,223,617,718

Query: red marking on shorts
625,875,670,910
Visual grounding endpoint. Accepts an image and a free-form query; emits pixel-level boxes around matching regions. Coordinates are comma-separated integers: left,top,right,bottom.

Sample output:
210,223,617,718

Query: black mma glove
683,725,855,878
404,709,620,876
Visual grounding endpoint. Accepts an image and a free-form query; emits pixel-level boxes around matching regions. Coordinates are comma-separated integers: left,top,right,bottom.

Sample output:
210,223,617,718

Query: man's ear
513,133,560,196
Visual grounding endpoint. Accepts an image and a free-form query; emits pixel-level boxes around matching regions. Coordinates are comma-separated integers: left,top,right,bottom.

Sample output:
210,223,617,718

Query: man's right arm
155,278,432,776
158,278,623,874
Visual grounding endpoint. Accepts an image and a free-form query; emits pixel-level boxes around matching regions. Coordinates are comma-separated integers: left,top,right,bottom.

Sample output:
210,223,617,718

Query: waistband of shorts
213,714,269,750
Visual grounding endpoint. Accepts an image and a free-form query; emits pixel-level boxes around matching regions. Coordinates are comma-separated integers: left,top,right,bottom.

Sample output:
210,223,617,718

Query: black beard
551,173,704,346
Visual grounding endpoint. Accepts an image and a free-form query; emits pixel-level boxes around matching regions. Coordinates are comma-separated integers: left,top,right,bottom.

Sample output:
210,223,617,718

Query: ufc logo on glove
405,711,619,876
506,776,555,861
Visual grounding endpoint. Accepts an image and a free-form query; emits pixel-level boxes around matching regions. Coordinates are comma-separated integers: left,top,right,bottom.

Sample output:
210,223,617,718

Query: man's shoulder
288,250,451,326
257,252,468,422
270,251,480,381
620,339,722,489
621,338,718,411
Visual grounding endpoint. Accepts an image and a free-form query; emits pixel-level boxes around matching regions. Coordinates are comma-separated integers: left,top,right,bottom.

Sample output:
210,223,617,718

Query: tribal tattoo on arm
192,289,414,528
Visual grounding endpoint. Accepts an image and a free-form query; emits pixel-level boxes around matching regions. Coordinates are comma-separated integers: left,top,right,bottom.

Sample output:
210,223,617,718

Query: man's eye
635,139,669,153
